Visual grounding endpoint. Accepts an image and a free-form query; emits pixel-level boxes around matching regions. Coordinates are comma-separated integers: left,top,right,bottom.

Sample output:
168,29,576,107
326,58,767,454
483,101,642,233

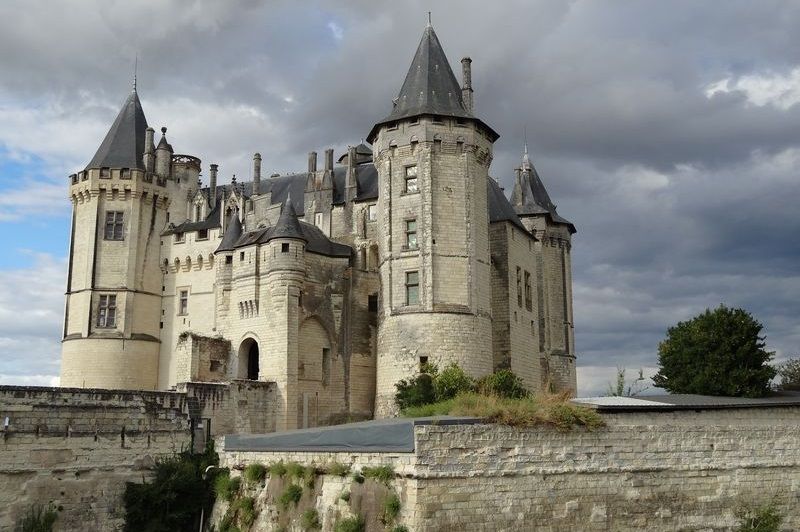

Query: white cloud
706,68,800,110
327,21,344,42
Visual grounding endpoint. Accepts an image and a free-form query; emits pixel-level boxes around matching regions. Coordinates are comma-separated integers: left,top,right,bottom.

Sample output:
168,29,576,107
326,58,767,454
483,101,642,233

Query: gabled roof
367,25,498,142
267,193,306,242
86,89,148,170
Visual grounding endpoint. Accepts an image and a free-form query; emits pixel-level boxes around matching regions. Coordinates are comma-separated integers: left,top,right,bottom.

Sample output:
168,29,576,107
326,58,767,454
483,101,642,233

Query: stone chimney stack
253,153,262,196
346,145,357,184
143,127,155,172
209,164,218,207
461,57,473,113
308,151,318,174
324,148,334,173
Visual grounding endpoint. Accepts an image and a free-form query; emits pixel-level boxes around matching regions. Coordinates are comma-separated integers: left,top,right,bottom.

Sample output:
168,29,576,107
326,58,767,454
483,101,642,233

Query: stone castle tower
59,23,577,426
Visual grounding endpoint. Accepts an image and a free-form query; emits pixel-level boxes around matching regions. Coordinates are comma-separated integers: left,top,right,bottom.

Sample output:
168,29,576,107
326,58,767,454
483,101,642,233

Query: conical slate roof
86,89,148,170
367,24,498,142
215,210,243,252
510,149,575,233
267,193,306,242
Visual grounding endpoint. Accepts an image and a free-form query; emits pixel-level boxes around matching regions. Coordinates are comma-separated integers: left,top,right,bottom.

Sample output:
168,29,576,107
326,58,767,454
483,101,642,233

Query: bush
361,465,394,484
335,515,365,532
243,463,267,484
214,471,241,502
302,508,321,530
14,505,58,532
340,491,351,502
395,373,435,410
477,369,528,399
234,497,256,528
392,526,410,532
279,484,303,509
382,493,401,524
434,363,475,401
325,461,351,477
653,305,776,397
776,358,800,390
269,461,287,478
735,503,783,532
124,442,219,532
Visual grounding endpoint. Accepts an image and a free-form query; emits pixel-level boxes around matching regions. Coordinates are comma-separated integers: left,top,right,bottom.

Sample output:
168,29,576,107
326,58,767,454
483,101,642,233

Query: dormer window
197,229,208,240
120,168,130,179
174,232,185,244
100,167,110,179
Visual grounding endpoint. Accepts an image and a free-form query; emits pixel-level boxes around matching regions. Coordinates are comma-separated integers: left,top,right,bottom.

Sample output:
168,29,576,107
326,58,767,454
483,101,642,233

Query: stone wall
0,385,192,531
216,406,800,531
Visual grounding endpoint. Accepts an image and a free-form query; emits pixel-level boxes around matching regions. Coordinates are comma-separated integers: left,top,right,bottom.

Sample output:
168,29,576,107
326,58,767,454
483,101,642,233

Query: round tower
61,86,167,390
367,24,499,416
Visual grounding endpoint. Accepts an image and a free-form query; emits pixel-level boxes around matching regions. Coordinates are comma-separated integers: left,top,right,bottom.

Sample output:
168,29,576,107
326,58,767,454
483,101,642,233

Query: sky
0,0,798,396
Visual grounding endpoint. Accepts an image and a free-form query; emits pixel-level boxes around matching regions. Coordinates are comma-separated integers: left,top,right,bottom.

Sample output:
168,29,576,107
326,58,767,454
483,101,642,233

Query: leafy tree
653,305,776,397
434,363,475,401
775,357,800,390
606,367,650,397
477,369,529,399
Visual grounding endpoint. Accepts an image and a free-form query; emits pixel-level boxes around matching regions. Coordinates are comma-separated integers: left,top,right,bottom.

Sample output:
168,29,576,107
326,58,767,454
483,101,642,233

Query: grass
278,484,303,509
391,526,409,532
401,392,604,430
243,463,267,484
14,505,58,532
234,497,256,528
736,503,784,532
302,508,321,530
213,471,241,502
361,465,394,484
269,460,288,478
382,493,401,523
325,461,351,477
334,515,365,532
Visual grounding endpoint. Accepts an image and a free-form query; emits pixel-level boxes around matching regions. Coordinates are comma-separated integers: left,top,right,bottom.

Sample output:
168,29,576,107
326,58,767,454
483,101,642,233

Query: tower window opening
525,271,533,311
96,294,117,328
178,290,189,315
368,294,378,313
405,219,418,249
225,255,233,265
104,211,124,241
322,348,331,386
240,252,245,261
195,205,202,221
516,267,522,307
405,271,420,306
368,204,377,221
281,243,290,253
197,229,208,240
404,165,418,193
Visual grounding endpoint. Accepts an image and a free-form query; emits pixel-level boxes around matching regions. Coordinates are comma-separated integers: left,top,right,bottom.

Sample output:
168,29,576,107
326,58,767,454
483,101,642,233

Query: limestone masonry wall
217,406,800,531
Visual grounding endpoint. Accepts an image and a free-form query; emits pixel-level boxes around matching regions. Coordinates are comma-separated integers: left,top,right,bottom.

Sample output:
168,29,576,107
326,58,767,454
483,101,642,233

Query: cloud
706,68,800,110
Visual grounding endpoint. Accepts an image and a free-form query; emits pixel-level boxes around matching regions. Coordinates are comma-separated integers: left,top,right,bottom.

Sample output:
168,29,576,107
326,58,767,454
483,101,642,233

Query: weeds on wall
334,514,365,532
243,463,267,485
361,465,394,485
123,441,219,532
301,508,321,530
13,505,58,532
735,503,784,532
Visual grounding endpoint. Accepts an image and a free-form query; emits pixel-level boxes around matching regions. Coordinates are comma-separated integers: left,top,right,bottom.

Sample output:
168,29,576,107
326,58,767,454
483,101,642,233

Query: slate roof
228,221,351,258
86,89,148,170
367,24,498,142
214,210,242,253
487,178,528,233
267,194,306,242
166,202,222,236
510,151,575,233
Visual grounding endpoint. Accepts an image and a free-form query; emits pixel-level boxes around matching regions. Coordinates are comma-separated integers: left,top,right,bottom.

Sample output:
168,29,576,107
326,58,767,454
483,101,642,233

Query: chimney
346,145,357,202
253,153,262,196
209,164,218,206
308,151,318,174
324,148,334,173
461,57,473,113
143,127,155,172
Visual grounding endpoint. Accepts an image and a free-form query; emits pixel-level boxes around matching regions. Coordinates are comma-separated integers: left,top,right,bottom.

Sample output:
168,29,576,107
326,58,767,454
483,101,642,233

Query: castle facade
60,24,577,428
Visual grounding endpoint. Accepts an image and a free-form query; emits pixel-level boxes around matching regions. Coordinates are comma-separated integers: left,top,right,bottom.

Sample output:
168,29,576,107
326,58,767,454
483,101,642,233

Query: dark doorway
247,341,259,380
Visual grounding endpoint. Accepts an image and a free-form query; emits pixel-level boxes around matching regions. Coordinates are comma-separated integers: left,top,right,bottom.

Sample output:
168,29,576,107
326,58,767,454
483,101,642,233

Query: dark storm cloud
0,0,798,393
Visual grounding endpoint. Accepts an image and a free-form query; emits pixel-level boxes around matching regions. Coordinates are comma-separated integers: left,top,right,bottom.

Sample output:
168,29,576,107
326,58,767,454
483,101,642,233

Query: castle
59,23,576,429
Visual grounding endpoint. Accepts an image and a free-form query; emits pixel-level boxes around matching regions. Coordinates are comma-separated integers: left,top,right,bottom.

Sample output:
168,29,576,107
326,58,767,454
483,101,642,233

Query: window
322,348,331,387
315,212,323,228
524,271,532,311
100,167,110,179
516,267,522,307
225,255,233,265
368,204,377,221
404,165,418,193
405,219,418,249
178,290,188,315
96,295,116,328
368,294,378,313
281,243,290,253
174,232,185,244
197,229,208,240
120,168,130,179
195,205,202,221
405,271,419,305
240,251,245,261
104,211,124,240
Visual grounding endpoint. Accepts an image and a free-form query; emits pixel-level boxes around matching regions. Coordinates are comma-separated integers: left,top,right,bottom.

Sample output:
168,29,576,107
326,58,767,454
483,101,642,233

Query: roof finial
522,126,532,170
133,54,138,92
427,11,432,27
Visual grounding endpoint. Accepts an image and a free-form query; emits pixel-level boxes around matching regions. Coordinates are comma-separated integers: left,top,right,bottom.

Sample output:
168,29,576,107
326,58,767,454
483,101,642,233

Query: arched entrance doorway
238,338,259,380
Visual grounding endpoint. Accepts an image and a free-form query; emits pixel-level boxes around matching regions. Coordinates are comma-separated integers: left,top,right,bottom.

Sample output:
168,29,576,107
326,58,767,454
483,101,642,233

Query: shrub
434,363,475,401
382,493,401,524
234,497,256,528
392,526,410,532
340,491,351,502
302,508,321,530
776,358,800,390
243,463,267,484
14,505,58,532
395,373,435,410
279,484,303,509
362,465,394,484
325,461,351,477
335,515,365,532
214,471,241,502
269,461,287,478
477,369,528,399
352,473,364,484
735,503,783,532
653,305,776,397
286,462,306,479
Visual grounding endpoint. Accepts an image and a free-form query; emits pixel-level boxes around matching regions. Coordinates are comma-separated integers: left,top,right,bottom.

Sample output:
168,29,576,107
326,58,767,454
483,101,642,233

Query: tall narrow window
405,271,420,305
96,295,117,328
516,267,522,307
524,271,532,311
405,219,418,249
195,204,202,221
322,348,331,386
104,211,124,240
178,290,189,315
404,165,418,193
315,212,324,228
368,204,377,221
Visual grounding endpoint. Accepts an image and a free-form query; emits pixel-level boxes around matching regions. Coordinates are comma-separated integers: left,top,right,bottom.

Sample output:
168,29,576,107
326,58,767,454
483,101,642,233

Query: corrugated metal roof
573,392,800,412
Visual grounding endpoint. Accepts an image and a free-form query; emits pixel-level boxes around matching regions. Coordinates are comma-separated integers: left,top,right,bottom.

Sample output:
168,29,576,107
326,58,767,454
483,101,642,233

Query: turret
368,23,498,416
155,126,172,177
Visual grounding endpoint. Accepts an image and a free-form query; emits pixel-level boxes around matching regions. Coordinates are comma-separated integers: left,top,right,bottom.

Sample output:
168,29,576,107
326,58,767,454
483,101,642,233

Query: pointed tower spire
133,55,138,92
511,143,575,233
268,192,306,242
215,209,243,253
86,89,148,170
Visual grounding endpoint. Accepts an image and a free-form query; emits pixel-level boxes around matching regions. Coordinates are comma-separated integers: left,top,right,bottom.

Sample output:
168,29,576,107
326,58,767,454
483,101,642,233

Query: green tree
652,305,776,397
606,367,650,397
